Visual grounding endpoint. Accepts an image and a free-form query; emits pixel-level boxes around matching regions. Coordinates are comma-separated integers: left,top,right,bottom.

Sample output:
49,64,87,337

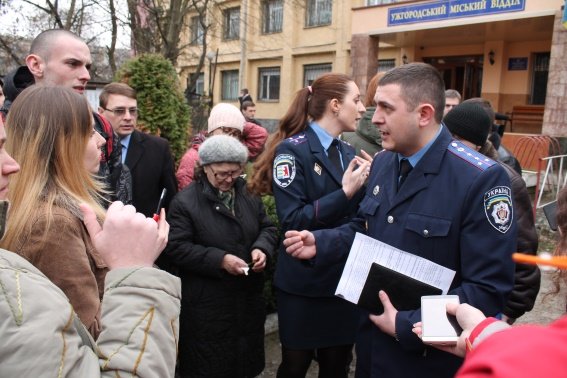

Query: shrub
116,54,190,162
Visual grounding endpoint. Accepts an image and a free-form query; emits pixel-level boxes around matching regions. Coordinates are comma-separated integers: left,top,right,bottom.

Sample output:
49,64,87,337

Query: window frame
303,63,332,87
221,70,240,101
223,7,240,40
262,0,283,34
258,67,281,102
190,15,204,45
305,0,332,28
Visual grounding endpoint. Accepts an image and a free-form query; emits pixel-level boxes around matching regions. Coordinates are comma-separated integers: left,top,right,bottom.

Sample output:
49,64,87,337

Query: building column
543,10,567,137
351,34,379,99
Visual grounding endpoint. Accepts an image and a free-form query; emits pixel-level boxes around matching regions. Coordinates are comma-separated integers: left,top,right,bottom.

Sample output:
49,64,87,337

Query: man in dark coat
99,82,177,217
444,100,541,324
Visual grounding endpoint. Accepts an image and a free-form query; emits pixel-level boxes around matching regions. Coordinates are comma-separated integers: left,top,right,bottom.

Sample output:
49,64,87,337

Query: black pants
276,344,353,378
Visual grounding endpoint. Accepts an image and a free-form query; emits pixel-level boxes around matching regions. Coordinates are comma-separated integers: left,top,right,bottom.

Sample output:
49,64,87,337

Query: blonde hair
1,86,105,249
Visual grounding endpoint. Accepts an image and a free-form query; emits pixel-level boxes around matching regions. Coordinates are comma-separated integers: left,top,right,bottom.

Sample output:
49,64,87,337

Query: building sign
388,0,525,26
508,57,528,71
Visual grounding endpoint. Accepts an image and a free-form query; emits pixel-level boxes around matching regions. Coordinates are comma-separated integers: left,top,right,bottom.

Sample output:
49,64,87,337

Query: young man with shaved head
0,29,131,204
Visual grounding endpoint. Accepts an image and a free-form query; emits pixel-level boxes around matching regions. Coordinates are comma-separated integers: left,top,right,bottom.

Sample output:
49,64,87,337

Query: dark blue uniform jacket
314,127,516,378
272,126,364,297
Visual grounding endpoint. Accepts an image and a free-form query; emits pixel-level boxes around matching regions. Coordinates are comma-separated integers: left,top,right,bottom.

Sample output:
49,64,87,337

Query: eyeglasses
102,107,138,117
209,166,243,181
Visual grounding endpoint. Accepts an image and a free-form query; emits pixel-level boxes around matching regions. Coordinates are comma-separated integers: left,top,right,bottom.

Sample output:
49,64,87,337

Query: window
195,73,205,95
377,59,396,72
366,0,396,5
190,16,204,45
303,63,332,87
224,7,240,40
258,67,280,101
221,70,239,100
262,0,283,34
530,52,549,105
306,0,332,27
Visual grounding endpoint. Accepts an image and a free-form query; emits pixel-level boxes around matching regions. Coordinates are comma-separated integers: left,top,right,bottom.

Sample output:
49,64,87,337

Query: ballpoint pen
152,188,167,222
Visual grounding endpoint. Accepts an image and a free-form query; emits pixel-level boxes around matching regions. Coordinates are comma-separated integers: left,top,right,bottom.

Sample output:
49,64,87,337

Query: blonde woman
2,86,107,338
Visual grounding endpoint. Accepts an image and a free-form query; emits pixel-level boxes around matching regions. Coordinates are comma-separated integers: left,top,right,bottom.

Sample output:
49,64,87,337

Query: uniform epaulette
447,140,496,171
285,132,308,145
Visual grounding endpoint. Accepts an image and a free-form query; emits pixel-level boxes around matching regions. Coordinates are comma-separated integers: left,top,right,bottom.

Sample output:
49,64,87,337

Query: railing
534,154,567,217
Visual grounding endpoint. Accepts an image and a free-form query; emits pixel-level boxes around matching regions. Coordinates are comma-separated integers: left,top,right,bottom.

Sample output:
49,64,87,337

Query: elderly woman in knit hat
176,103,268,190
162,134,278,378
443,101,540,325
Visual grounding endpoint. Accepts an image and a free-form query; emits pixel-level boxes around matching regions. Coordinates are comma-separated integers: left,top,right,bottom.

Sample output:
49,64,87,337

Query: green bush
115,54,190,162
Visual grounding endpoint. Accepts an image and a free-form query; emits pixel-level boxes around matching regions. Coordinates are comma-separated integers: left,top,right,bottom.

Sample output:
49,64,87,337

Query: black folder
543,200,558,231
357,262,442,315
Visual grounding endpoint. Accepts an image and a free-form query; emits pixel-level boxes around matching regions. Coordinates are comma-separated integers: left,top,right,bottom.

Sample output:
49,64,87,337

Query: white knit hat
207,103,245,134
199,135,248,166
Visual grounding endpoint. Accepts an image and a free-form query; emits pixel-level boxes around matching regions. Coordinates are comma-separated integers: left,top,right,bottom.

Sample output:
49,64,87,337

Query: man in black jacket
99,82,177,217
444,101,541,324
0,29,131,205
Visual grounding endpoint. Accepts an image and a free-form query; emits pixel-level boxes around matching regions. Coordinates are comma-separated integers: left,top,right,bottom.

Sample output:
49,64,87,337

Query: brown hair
99,82,137,108
241,101,256,111
2,86,106,249
248,73,353,195
364,72,386,108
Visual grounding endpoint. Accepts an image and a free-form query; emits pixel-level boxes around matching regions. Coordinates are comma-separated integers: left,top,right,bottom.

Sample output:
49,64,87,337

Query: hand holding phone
421,295,463,345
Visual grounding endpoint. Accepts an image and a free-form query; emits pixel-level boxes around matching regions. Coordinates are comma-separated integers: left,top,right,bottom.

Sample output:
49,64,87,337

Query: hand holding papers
335,233,456,314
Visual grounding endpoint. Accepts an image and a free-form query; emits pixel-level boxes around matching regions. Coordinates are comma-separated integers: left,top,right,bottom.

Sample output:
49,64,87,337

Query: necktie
328,139,343,172
398,158,413,191
121,142,127,164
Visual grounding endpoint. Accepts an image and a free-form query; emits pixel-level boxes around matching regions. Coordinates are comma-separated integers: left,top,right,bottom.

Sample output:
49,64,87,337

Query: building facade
179,0,565,136
351,0,566,136
179,0,357,130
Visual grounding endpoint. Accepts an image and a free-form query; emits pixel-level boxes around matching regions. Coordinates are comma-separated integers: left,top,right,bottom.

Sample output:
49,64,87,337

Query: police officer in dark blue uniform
282,63,516,378
249,73,371,378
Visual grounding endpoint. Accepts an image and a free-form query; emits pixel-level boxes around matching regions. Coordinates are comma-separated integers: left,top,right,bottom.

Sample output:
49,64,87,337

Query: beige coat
0,250,181,377
13,204,107,337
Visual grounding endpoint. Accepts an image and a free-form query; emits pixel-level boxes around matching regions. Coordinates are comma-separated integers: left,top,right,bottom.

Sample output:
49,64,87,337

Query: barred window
224,7,240,40
377,59,396,72
221,70,239,100
306,0,332,27
258,67,280,101
303,63,332,87
262,0,283,34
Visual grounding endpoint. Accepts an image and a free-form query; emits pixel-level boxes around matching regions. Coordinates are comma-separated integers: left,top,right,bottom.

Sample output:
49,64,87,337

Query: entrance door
423,56,484,100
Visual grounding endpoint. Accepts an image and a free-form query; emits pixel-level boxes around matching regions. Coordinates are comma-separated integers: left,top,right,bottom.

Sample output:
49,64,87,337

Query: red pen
152,188,167,222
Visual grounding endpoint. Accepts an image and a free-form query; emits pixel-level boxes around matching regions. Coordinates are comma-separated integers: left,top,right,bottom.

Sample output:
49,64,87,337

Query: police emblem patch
273,154,296,188
484,186,513,233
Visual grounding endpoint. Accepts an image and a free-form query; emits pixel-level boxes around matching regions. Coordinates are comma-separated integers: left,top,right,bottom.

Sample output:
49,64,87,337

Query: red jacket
458,315,567,377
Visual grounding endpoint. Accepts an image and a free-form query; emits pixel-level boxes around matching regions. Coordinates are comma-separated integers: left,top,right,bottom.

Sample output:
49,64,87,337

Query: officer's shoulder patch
273,154,296,188
340,139,352,147
447,141,496,171
284,132,308,145
484,186,513,233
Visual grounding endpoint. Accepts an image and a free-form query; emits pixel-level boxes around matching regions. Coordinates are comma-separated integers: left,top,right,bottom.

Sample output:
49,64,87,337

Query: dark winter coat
482,142,540,320
161,176,277,378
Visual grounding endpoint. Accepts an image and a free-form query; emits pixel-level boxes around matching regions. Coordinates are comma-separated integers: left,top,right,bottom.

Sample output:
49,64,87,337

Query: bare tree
0,0,122,77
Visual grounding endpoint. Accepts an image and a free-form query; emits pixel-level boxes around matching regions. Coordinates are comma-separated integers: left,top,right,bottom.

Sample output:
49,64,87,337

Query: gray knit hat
443,102,491,146
199,134,248,166
208,103,245,134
